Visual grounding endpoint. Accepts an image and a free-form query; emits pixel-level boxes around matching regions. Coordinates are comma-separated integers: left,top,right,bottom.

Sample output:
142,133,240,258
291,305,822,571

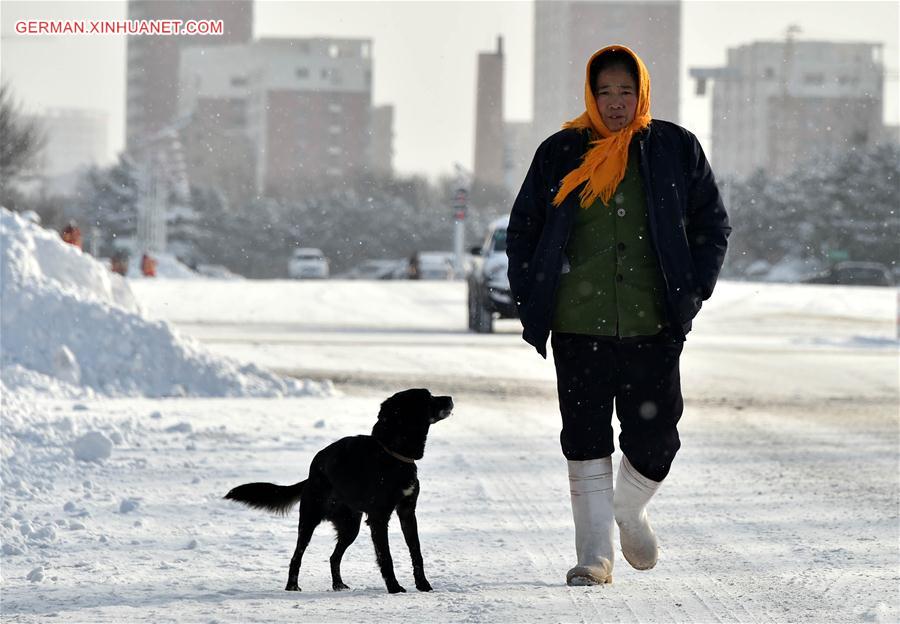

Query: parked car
339,259,408,280
288,248,329,279
417,252,456,280
803,261,893,287
467,216,516,333
196,264,243,280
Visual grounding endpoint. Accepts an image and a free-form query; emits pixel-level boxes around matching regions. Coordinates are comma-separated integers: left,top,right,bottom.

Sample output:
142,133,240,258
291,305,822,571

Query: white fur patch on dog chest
402,483,416,497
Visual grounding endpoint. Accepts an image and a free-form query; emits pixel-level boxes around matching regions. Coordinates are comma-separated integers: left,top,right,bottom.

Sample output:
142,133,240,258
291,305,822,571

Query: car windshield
492,229,507,253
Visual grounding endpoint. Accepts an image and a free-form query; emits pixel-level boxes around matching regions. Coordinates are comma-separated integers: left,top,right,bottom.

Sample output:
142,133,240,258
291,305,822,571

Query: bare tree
0,83,45,187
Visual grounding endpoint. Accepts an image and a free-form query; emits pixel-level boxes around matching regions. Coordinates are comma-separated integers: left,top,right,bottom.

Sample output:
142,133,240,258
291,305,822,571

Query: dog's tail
224,481,306,516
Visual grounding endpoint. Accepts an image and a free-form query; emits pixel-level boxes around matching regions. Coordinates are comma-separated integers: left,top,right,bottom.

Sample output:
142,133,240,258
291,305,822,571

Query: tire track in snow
454,405,628,623
673,406,898,621
451,450,600,624
441,397,605,620
462,403,778,623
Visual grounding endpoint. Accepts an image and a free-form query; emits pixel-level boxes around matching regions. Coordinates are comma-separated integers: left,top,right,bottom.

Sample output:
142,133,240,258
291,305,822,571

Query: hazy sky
2,0,897,179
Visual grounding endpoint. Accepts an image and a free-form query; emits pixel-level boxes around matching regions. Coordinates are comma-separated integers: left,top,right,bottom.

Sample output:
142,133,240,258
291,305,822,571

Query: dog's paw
284,582,301,591
387,583,407,594
332,582,350,591
415,580,433,592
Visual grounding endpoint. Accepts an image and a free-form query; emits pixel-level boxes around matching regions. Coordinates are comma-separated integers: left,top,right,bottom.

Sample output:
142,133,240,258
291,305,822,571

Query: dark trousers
551,331,684,482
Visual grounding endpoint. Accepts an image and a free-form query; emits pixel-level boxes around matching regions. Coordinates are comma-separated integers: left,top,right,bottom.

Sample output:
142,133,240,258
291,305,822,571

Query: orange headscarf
552,45,652,209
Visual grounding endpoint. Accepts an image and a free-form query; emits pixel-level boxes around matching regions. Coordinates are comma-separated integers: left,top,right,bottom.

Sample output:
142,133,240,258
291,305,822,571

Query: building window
328,103,343,114
763,67,774,80
329,44,339,58
328,125,341,134
296,68,309,79
230,76,247,87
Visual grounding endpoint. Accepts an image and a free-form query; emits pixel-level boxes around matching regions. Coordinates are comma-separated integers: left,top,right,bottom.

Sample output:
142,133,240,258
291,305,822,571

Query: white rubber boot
614,455,662,570
566,457,614,586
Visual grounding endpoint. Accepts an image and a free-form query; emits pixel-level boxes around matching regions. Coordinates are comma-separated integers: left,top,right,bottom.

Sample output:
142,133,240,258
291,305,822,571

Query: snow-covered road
3,278,898,622
134,279,898,408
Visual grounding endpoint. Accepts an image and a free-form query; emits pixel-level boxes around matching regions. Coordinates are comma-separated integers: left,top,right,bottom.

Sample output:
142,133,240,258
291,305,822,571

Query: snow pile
3,212,139,313
0,208,329,399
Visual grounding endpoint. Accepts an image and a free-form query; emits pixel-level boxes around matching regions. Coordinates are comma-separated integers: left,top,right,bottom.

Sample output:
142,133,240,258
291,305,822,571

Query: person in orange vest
61,221,83,249
140,253,157,277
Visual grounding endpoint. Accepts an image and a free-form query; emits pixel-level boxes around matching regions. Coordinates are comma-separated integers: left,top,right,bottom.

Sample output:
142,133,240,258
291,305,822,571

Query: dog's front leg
367,515,405,593
398,497,432,591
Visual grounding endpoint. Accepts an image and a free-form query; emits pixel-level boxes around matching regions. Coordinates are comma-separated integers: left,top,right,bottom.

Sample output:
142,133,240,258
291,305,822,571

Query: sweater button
616,274,624,283
617,242,626,252
616,208,626,217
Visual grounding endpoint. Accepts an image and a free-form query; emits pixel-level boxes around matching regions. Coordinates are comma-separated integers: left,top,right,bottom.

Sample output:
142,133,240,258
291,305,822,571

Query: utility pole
132,118,190,256
774,24,802,172
451,163,471,277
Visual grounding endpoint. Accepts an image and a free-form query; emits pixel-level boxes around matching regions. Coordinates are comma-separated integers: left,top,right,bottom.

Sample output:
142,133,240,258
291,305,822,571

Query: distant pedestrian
140,252,157,278
110,250,129,276
407,252,420,280
61,221,82,249
506,45,730,586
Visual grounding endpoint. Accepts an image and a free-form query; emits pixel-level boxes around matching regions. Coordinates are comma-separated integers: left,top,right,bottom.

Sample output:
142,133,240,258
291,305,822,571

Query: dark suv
467,216,517,333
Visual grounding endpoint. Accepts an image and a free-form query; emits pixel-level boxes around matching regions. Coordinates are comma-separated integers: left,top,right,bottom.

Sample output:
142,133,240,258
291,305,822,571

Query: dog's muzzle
430,397,454,423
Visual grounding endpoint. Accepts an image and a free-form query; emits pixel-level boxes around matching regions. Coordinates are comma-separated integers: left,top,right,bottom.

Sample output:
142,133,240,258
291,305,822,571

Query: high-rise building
176,42,255,202
532,1,681,142
178,37,375,199
473,36,505,197
126,0,253,152
371,105,395,177
503,121,534,196
691,39,885,178
34,108,109,178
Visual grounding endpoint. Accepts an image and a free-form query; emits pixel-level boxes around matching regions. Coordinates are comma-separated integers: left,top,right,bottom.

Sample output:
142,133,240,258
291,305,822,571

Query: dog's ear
378,391,407,422
379,389,430,421
377,398,395,422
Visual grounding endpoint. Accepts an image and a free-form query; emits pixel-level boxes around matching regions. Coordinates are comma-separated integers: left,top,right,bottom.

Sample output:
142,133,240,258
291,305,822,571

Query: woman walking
506,45,730,586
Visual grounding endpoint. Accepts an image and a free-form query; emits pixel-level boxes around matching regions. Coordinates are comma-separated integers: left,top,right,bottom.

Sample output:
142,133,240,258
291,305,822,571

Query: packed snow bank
3,212,139,313
0,208,329,399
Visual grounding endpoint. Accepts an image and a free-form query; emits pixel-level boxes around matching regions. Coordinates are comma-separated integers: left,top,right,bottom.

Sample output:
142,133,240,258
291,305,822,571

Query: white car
467,216,514,333
339,259,408,280
417,252,456,280
288,248,329,279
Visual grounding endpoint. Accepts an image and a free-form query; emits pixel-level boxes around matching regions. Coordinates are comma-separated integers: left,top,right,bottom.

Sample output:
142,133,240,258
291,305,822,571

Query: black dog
225,388,453,593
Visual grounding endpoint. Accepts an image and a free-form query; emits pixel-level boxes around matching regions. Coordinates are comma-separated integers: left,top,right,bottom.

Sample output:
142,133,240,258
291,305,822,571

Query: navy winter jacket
506,120,731,357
